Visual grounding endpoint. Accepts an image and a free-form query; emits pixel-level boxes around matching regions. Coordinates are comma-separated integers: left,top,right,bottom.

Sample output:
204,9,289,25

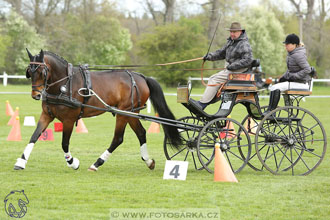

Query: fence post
3,72,8,86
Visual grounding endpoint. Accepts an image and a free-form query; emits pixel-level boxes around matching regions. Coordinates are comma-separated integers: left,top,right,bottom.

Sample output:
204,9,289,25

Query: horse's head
26,48,50,100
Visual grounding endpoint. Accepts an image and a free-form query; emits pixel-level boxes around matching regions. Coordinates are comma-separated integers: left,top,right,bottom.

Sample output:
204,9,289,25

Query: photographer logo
4,190,29,218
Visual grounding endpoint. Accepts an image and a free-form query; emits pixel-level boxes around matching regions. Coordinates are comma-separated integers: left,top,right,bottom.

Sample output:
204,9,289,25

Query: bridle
27,61,49,93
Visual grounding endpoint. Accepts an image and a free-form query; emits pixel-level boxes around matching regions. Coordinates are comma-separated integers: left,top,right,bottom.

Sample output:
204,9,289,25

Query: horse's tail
145,77,181,149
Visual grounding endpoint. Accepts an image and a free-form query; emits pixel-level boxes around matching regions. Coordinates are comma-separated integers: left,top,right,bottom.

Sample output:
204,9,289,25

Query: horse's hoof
148,159,155,170
88,165,98,172
14,166,24,170
14,158,26,170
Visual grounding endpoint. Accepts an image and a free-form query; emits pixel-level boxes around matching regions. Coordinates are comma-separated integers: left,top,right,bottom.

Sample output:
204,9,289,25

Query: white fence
188,76,330,91
0,72,26,86
2,72,330,87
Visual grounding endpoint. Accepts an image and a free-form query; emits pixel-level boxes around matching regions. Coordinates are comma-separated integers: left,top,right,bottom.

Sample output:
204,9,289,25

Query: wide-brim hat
227,22,244,31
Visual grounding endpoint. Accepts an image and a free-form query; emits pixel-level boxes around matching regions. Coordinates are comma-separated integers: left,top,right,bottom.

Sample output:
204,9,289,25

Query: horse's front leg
62,121,80,170
14,112,53,170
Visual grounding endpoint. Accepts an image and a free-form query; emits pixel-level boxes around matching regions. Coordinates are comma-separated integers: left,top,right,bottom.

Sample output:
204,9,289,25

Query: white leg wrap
15,158,27,169
100,150,111,162
140,143,150,161
23,143,35,160
64,152,79,170
140,143,154,167
67,158,80,170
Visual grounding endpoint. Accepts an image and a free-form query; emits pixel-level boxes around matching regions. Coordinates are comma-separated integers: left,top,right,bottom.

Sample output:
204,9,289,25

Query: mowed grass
0,84,330,220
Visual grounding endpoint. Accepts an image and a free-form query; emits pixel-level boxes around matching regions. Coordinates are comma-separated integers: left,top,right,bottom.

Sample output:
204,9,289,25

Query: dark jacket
208,31,253,70
282,46,311,83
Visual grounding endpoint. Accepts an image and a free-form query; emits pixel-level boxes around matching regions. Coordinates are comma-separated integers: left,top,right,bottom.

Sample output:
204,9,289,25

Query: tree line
0,0,329,86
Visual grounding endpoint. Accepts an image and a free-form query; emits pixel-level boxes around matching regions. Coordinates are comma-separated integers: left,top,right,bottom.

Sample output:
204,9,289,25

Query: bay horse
14,49,181,171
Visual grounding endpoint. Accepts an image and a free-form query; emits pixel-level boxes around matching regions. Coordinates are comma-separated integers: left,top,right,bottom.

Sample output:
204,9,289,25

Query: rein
46,76,70,89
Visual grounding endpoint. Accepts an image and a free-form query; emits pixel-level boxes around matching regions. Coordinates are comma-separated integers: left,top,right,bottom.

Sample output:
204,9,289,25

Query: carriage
164,60,327,176
18,50,326,176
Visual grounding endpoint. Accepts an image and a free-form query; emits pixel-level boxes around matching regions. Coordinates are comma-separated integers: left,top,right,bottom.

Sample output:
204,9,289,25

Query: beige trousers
200,67,248,103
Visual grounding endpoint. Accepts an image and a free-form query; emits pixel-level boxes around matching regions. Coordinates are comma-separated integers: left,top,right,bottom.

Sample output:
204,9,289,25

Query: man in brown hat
191,22,253,110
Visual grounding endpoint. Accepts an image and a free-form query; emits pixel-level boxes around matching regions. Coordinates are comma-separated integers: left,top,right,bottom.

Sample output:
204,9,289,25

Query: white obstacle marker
23,116,36,126
163,160,188,181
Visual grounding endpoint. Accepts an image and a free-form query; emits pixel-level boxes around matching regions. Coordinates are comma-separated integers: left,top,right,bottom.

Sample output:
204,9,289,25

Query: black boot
263,89,281,116
189,98,208,110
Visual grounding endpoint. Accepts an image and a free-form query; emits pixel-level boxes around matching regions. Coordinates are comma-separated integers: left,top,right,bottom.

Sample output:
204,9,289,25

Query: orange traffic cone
8,107,19,126
7,116,21,141
214,143,238,182
38,128,54,141
147,113,160,133
6,100,14,116
76,119,88,133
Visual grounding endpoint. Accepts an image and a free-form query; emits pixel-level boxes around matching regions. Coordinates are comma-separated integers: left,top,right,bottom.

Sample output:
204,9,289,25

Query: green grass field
0,85,330,220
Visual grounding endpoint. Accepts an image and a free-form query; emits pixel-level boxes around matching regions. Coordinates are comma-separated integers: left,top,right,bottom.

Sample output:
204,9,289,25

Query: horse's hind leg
14,112,54,170
62,121,80,170
88,115,128,171
129,118,155,170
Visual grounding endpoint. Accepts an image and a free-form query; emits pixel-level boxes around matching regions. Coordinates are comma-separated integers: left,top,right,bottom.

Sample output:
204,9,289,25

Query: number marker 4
163,160,188,181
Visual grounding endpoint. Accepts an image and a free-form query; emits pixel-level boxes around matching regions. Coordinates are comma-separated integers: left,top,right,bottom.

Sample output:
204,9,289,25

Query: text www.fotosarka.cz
109,208,220,219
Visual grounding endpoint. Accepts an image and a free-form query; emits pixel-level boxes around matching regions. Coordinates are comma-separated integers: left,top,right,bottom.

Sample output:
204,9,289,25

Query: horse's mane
44,51,68,66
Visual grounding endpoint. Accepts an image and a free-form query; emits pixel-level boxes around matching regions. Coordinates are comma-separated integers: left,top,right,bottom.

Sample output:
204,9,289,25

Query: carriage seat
222,73,257,91
284,89,312,96
284,66,316,96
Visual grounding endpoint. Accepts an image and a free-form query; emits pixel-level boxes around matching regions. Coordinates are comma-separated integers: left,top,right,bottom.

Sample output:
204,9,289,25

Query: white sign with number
163,160,188,181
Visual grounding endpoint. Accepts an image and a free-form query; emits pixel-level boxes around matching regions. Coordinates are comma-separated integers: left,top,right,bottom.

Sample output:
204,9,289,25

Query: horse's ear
40,49,44,61
26,48,33,61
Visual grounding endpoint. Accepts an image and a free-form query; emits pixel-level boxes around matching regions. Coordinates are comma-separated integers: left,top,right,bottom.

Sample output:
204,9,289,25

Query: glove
278,76,287,83
203,53,212,61
226,65,233,70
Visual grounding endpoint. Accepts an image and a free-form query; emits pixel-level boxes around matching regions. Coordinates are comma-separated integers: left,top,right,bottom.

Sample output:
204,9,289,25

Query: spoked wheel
239,106,267,171
163,116,205,170
255,106,327,175
197,117,251,173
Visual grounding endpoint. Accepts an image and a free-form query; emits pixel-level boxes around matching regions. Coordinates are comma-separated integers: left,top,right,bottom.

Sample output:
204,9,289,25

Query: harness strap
68,63,73,102
126,70,141,111
76,65,94,123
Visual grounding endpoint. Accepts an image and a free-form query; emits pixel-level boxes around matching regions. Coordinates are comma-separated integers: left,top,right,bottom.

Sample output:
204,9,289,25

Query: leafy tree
3,11,46,75
0,28,11,70
138,18,208,86
242,6,286,77
46,13,132,66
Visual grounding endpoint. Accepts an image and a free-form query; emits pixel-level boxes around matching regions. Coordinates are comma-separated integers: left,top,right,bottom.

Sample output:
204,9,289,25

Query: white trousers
269,82,310,92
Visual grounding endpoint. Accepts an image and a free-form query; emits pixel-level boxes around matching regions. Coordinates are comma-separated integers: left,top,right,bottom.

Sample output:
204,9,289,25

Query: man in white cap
191,22,253,110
